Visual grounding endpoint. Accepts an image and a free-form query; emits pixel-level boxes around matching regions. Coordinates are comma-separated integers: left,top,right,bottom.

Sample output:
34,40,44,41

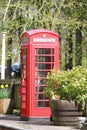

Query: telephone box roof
21,29,59,37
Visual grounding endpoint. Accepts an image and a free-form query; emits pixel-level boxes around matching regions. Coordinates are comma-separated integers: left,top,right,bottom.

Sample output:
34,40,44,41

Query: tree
0,0,87,76
58,0,87,69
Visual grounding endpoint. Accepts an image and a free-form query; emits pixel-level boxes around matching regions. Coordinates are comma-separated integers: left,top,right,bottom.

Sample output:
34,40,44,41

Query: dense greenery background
0,0,87,78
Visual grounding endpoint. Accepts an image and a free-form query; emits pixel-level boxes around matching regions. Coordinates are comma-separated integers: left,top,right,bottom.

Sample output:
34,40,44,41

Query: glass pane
35,100,46,107
22,49,26,55
35,48,54,54
38,101,49,107
39,86,44,92
35,86,45,92
22,55,26,63
38,71,48,77
35,56,54,62
36,48,52,54
38,64,46,69
39,79,46,84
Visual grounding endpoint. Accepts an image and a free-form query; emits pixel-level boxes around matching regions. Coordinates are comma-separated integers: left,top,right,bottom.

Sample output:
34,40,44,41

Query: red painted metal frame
20,29,60,119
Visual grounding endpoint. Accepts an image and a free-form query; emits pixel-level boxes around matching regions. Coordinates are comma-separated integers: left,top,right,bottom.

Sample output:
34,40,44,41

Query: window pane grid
34,48,54,107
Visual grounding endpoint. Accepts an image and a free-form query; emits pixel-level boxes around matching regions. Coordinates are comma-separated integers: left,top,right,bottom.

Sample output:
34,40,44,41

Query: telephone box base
20,116,50,121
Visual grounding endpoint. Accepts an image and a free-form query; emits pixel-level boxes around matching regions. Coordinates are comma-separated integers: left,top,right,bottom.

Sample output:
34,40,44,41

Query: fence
0,79,20,109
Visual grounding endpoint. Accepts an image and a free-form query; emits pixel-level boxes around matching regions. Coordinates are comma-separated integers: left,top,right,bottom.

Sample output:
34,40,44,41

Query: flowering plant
0,84,11,99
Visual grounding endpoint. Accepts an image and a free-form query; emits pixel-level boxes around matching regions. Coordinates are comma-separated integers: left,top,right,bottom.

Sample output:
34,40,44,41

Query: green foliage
13,109,20,115
0,84,11,98
44,66,87,107
0,0,87,68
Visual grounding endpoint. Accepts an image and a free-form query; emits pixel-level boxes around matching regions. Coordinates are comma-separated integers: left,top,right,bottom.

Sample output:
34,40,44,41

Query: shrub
44,66,87,108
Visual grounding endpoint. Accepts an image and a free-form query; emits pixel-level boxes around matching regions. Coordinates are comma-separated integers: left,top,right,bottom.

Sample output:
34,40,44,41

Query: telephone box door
30,45,59,117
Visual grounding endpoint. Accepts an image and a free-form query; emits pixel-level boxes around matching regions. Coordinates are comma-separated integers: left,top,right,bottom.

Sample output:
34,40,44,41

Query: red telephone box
20,29,60,120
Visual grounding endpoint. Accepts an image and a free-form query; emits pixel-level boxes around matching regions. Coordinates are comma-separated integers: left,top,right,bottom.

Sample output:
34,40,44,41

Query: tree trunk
65,33,73,70
6,38,12,79
76,27,82,66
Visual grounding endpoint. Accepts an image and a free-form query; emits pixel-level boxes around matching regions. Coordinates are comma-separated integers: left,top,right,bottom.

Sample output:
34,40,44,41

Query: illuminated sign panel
33,38,56,42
